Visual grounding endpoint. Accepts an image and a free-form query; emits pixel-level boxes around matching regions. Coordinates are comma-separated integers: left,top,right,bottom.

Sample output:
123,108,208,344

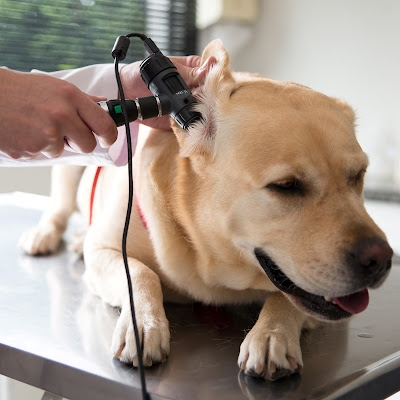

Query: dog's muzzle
254,238,392,321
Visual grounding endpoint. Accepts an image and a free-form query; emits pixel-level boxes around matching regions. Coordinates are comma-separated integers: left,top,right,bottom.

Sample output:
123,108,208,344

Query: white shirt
0,64,136,166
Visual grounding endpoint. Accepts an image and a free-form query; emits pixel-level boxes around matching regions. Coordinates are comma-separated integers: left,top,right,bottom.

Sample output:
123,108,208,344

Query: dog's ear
174,39,236,158
332,98,357,125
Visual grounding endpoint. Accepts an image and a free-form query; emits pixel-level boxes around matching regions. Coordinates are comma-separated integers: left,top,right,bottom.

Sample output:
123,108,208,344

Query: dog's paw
238,328,303,381
69,228,87,257
18,225,63,255
112,302,170,367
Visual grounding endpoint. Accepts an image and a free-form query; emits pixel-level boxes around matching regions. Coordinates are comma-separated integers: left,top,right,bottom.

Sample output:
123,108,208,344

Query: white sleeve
0,64,128,167
34,63,120,99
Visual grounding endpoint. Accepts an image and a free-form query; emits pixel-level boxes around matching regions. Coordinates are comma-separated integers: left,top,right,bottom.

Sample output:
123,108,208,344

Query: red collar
135,194,148,230
89,167,102,225
89,166,148,230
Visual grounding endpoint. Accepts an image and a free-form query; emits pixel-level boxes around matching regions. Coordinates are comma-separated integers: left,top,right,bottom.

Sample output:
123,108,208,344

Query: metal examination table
1,192,400,400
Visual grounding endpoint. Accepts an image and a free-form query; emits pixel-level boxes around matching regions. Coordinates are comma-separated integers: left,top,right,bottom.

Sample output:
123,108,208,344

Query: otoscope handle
98,95,171,127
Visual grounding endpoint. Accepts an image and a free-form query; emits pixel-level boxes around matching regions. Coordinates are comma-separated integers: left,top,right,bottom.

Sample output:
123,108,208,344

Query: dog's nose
351,237,393,287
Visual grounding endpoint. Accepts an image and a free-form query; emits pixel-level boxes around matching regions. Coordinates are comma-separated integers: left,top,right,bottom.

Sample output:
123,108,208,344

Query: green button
114,105,123,114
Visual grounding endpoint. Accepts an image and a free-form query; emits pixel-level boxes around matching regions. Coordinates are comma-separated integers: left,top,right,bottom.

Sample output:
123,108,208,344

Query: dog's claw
114,343,125,359
161,351,168,363
288,355,302,372
239,354,249,372
144,355,153,367
270,368,292,381
238,325,303,381
111,301,170,369
132,355,139,367
268,361,299,381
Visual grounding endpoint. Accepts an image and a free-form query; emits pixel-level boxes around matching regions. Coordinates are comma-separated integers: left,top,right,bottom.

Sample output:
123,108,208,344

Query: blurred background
1,0,399,197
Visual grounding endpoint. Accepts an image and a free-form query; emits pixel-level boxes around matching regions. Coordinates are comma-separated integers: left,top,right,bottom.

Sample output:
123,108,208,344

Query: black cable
113,54,150,400
111,31,199,399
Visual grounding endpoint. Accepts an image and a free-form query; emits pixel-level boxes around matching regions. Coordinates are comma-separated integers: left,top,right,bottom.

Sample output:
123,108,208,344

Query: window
0,0,197,72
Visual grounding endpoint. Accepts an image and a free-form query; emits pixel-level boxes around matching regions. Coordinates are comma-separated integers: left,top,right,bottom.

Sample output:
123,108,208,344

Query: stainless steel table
1,193,400,400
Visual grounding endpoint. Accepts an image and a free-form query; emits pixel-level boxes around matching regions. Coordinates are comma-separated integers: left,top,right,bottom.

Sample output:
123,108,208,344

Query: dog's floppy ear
174,39,236,158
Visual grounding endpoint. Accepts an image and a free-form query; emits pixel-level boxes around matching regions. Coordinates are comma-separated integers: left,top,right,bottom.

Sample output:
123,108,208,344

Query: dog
19,40,393,381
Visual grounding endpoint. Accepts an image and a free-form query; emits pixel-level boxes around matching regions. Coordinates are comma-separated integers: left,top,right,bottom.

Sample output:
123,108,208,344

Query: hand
0,68,118,160
119,55,216,130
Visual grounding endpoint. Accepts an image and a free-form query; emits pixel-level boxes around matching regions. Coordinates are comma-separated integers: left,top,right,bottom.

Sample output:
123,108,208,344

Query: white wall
200,0,400,190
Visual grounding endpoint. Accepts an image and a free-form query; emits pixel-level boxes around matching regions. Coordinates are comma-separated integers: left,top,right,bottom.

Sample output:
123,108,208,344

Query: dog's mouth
254,248,369,321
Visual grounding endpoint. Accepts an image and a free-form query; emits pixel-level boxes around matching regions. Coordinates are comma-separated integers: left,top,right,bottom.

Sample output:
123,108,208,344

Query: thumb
88,94,108,102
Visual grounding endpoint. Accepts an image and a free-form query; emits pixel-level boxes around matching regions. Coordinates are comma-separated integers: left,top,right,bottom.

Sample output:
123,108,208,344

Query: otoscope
98,34,201,130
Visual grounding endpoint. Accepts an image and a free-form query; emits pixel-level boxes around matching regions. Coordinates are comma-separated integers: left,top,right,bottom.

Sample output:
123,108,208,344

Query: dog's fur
19,40,393,381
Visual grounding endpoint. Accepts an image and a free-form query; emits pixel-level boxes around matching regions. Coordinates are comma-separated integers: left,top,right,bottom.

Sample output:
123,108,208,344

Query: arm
40,63,120,100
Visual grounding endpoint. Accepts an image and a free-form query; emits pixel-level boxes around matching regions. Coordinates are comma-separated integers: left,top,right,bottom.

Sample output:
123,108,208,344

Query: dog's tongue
333,288,369,314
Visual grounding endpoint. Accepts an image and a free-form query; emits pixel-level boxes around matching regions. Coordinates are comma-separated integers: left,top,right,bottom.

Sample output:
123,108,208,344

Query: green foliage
0,0,146,72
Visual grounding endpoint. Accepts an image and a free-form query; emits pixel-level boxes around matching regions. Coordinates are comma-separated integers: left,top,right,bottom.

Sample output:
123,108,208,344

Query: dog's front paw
112,302,170,367
238,328,303,381
18,224,63,255
69,228,87,257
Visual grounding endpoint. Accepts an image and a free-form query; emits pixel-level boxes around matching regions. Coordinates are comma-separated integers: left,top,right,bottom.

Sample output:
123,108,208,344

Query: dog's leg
238,292,314,381
19,165,85,255
83,226,170,367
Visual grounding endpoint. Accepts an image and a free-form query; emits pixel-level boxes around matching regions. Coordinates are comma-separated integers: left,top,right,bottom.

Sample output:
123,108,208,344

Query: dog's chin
254,248,370,321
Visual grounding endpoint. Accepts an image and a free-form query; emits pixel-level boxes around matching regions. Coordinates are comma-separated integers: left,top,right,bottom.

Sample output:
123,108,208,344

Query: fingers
40,115,97,158
121,55,216,102
29,81,117,157
42,93,117,157
87,94,108,102
77,94,118,148
0,68,118,160
40,80,117,153
169,55,202,69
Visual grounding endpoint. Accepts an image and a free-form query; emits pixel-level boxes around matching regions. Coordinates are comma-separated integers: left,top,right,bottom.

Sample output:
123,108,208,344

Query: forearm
35,63,122,99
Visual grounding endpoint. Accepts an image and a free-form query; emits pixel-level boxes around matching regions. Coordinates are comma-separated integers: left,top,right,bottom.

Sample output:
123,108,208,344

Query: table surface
0,192,400,400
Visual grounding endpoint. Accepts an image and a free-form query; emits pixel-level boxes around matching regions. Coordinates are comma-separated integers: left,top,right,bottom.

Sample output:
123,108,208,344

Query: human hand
0,68,118,160
119,55,216,130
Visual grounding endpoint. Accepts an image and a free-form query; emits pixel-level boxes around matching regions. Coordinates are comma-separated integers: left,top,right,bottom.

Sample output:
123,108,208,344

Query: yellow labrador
20,40,393,381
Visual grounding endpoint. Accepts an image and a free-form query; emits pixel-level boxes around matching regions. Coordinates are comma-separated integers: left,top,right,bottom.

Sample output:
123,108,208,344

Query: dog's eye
267,179,304,195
